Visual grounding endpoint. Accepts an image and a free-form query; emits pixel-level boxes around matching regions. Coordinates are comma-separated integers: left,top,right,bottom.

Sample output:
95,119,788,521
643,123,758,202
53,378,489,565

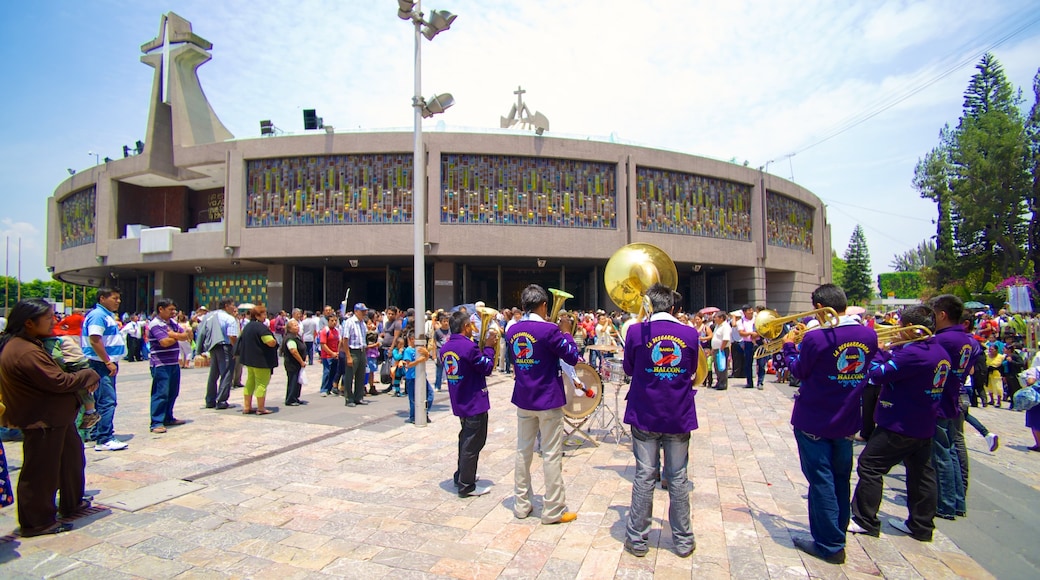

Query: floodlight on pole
421,93,455,118
398,0,456,428
422,10,457,40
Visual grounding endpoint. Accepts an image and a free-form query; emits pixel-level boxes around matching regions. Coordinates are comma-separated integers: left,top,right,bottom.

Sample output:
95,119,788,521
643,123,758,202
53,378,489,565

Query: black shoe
792,537,845,564
623,541,648,557
286,402,300,406
936,513,956,521
205,404,216,409
215,402,230,410
357,400,369,405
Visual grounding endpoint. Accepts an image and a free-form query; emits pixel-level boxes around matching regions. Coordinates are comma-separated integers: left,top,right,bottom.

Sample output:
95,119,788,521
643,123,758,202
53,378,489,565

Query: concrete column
153,270,190,311
433,261,455,310
266,264,291,312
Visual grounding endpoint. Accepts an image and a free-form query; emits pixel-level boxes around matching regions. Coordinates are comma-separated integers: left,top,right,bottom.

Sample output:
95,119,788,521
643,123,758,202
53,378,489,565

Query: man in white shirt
201,298,240,410
711,312,732,390
735,305,760,390
120,314,144,362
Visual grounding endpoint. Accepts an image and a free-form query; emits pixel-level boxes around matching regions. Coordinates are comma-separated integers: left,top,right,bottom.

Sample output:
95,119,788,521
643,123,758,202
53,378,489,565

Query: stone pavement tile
764,557,813,579
443,515,482,530
171,568,232,580
574,548,620,579
874,561,926,580
231,538,302,564
417,537,484,561
500,539,554,575
51,563,138,580
278,530,331,549
117,553,193,579
370,547,442,572
901,551,963,579
686,555,732,580
132,535,197,560
178,546,246,569
2,549,86,578
534,557,580,579
30,530,102,556
105,526,157,548
429,556,505,580
321,555,392,578
934,551,996,580
727,544,770,579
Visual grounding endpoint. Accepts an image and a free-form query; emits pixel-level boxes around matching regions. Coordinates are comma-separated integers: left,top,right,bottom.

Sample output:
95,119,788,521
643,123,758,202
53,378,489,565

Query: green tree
948,53,1030,282
890,239,936,272
831,249,846,285
1027,68,1040,277
841,225,873,303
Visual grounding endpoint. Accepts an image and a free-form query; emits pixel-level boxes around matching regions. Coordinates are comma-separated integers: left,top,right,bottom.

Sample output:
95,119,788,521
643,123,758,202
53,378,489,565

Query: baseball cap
354,302,368,311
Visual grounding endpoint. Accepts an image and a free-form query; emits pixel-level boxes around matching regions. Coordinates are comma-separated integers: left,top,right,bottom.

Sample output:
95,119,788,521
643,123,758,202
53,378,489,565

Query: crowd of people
1,281,1039,566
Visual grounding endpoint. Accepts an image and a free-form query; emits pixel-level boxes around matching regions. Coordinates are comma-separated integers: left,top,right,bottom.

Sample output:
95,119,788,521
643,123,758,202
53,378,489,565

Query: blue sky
2,0,1040,282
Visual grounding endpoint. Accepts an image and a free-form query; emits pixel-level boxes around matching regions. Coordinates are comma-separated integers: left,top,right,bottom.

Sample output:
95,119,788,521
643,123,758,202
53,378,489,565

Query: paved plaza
1,358,1035,579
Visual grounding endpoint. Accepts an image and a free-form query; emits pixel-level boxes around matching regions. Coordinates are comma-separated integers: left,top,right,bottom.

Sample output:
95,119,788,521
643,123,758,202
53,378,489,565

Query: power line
820,196,932,222
775,9,1040,161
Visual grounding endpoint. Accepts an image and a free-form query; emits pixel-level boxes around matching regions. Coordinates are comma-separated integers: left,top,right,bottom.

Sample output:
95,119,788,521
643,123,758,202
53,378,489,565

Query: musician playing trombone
783,284,879,565
849,305,953,543
620,283,700,558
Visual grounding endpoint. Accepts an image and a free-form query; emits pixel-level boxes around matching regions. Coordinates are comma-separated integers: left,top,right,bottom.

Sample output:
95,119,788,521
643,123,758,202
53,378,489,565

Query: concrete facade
46,12,830,315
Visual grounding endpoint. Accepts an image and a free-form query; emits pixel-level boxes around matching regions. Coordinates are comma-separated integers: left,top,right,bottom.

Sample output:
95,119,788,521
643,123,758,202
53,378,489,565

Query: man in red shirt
319,315,340,396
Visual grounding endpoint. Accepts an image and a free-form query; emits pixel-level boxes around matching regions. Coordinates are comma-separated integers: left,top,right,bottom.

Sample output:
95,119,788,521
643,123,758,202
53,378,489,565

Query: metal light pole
399,0,456,428
410,5,427,428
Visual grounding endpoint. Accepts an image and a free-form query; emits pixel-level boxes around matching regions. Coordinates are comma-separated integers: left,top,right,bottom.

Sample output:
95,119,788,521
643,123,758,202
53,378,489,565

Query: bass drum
563,362,604,419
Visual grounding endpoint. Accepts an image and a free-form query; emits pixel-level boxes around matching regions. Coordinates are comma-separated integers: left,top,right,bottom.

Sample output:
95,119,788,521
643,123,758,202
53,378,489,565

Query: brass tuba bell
549,287,574,332
477,306,501,362
604,243,678,319
603,243,707,386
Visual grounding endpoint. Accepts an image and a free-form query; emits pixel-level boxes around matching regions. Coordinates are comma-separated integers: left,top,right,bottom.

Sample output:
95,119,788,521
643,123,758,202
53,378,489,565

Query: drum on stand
562,362,603,447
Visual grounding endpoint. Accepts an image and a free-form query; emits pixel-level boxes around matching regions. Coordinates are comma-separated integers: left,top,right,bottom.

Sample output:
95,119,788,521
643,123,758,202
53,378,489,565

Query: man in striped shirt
147,300,191,433
81,287,129,451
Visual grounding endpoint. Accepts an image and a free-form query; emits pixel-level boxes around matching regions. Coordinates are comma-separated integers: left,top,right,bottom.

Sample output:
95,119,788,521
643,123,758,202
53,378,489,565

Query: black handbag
379,359,392,384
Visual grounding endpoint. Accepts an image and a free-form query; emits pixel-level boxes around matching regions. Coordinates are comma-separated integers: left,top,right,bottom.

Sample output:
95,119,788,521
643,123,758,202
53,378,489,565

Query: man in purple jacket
442,311,497,498
621,284,699,558
849,305,952,542
783,284,878,564
929,294,980,520
506,284,582,524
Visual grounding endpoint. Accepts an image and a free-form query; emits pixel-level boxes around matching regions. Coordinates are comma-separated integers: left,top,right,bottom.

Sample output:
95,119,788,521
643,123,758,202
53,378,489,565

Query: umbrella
450,303,477,314
964,301,986,309
846,306,866,316
698,306,720,316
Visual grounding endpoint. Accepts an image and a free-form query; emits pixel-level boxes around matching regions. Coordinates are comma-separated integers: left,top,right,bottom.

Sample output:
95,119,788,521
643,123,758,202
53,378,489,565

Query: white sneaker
95,439,129,451
888,518,912,535
847,521,869,534
986,433,999,452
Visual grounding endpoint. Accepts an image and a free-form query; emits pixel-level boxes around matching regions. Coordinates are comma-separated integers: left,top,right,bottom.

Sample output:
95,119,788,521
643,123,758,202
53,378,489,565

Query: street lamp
88,151,100,166
398,0,456,428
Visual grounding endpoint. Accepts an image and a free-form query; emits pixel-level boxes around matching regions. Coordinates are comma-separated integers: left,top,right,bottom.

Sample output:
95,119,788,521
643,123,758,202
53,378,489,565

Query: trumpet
875,324,933,348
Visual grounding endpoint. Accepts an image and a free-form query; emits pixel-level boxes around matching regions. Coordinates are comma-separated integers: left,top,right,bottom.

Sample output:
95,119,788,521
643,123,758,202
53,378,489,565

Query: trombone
752,307,840,360
875,324,933,349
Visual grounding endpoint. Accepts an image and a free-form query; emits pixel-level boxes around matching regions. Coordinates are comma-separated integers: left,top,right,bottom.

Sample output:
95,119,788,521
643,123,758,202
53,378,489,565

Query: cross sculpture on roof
500,86,550,135
140,12,212,104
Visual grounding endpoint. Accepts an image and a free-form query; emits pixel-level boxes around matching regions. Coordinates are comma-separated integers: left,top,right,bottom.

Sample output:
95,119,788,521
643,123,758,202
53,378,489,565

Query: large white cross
143,16,188,104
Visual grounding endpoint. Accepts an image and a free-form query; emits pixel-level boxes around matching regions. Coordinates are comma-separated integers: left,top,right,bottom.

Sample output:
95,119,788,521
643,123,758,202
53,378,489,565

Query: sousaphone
604,243,709,386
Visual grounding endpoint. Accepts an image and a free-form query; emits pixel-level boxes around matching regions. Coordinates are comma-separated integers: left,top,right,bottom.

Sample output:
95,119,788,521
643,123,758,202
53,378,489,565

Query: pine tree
912,130,955,285
841,225,873,304
949,53,1029,282
1026,68,1040,277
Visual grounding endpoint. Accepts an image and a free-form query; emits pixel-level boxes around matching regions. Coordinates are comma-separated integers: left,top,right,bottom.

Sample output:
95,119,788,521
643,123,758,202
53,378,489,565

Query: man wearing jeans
621,284,700,558
81,287,129,451
506,284,582,525
783,284,878,564
736,305,759,389
146,300,190,433
318,315,340,396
